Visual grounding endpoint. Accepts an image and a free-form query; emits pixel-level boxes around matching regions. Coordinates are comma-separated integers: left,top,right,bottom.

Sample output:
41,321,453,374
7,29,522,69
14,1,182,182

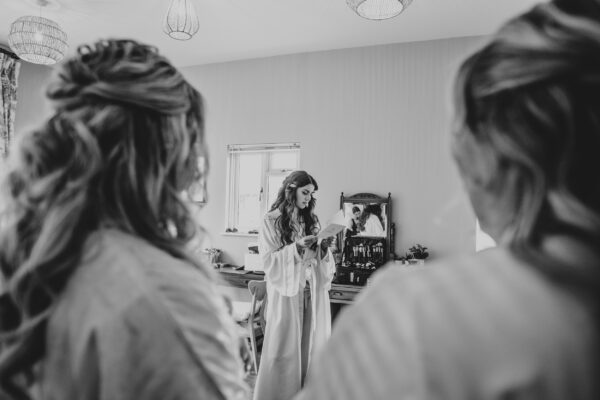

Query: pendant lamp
8,0,68,66
163,0,200,40
346,0,414,21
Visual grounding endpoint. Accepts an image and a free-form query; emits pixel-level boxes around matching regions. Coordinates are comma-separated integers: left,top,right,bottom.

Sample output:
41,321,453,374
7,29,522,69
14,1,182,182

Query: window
226,143,300,234
186,155,208,204
475,220,496,251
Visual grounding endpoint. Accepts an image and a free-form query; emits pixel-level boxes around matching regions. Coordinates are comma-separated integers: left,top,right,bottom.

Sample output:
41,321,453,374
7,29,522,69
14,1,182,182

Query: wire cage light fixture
8,15,68,65
163,0,200,41
346,0,414,21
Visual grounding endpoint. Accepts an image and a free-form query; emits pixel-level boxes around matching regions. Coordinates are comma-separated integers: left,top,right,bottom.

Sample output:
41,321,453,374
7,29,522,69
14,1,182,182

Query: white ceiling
1,0,541,67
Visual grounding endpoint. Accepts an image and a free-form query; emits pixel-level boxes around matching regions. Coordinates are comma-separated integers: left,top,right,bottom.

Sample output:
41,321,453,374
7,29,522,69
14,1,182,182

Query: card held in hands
317,210,346,239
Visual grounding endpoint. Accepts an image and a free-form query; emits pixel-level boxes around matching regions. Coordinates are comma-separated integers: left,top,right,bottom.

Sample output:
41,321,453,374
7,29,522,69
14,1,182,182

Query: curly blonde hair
453,1,600,300
0,39,208,398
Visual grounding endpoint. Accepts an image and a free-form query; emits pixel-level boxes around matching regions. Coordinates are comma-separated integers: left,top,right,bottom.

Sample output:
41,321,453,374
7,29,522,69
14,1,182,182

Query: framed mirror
335,192,395,285
343,202,387,238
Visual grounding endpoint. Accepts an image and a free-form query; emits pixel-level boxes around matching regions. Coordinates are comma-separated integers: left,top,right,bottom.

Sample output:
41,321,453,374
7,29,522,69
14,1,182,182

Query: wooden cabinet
328,284,360,304
337,192,396,286
218,270,265,289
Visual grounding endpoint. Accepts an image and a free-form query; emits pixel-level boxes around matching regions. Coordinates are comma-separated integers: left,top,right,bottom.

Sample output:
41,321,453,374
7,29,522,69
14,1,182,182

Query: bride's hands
296,235,318,254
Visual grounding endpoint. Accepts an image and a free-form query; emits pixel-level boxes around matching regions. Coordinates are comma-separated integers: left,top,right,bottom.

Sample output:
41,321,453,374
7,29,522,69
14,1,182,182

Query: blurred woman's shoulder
59,228,218,321
368,248,548,301
265,209,281,221
42,228,246,399
358,247,595,358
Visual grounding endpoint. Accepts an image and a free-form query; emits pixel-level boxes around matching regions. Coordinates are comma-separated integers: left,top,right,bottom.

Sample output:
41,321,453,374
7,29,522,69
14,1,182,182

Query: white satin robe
253,210,335,400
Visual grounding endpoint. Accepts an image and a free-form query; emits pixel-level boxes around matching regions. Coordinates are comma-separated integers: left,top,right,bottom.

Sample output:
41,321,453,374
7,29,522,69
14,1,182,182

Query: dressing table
219,192,395,306
335,192,395,286
218,269,361,304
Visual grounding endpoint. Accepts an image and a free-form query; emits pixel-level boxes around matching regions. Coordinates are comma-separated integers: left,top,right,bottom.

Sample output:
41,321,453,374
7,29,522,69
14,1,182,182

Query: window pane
475,220,496,251
237,153,262,230
270,151,298,170
226,144,301,233
187,155,207,203
267,173,288,210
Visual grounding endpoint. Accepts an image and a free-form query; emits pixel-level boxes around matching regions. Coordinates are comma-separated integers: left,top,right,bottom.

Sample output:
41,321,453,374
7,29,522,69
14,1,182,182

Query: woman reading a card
253,170,335,400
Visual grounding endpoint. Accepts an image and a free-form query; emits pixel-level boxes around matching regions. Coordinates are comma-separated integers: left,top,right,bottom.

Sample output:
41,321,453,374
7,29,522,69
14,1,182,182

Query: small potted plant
406,244,429,265
203,248,222,267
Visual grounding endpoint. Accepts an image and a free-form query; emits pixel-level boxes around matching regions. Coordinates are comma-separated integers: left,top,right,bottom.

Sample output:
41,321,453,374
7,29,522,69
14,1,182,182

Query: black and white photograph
0,1,598,399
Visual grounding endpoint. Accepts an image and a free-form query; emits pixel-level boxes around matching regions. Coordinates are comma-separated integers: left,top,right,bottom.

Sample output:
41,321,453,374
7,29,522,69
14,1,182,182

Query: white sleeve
315,246,336,291
364,215,384,236
259,215,305,297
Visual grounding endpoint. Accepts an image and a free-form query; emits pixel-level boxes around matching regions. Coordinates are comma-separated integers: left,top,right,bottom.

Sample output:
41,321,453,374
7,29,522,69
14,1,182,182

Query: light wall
14,62,53,135
14,37,483,267
182,36,482,266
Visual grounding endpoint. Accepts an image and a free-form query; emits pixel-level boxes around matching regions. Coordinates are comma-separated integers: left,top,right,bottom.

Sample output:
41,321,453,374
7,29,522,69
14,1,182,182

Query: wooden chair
237,280,267,374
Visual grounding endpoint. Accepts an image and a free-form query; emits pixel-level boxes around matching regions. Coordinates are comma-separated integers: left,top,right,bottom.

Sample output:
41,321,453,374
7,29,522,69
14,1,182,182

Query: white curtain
0,50,21,158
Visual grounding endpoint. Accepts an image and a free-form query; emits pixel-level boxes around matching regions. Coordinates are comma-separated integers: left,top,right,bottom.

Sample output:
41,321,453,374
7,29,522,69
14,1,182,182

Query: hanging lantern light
8,15,68,65
346,0,413,21
163,0,200,41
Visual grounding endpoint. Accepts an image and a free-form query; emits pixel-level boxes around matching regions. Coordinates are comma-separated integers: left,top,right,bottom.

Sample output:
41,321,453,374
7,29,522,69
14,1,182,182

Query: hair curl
269,170,320,246
453,1,600,300
0,39,208,398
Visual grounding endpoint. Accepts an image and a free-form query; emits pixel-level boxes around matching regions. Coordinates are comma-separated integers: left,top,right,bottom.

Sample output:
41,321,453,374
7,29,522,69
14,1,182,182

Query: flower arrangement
203,248,222,265
406,244,429,260
396,244,430,265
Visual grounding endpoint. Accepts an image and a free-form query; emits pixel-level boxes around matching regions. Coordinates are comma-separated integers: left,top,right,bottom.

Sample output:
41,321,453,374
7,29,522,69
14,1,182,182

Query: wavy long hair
453,0,600,304
269,171,320,246
0,39,208,399
357,204,384,233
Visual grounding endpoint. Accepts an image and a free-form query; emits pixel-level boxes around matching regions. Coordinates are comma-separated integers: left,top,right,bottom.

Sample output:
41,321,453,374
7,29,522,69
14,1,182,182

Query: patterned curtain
0,51,21,158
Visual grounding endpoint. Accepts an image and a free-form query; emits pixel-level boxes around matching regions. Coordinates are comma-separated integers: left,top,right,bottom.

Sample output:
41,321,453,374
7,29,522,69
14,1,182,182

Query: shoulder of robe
74,229,217,308
264,209,281,220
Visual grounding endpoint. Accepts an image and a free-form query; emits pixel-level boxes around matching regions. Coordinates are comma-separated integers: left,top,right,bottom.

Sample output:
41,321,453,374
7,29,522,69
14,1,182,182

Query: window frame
225,143,300,235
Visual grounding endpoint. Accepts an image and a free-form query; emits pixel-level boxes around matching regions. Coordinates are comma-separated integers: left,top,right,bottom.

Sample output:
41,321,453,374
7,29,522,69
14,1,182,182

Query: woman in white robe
253,171,335,400
361,213,385,236
357,204,385,237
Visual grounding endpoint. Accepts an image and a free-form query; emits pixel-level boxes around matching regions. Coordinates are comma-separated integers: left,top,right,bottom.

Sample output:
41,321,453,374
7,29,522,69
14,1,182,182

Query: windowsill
221,232,259,238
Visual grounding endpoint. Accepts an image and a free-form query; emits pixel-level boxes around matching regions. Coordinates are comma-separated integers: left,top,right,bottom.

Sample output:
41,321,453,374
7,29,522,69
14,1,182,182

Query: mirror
335,192,395,285
343,202,387,238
